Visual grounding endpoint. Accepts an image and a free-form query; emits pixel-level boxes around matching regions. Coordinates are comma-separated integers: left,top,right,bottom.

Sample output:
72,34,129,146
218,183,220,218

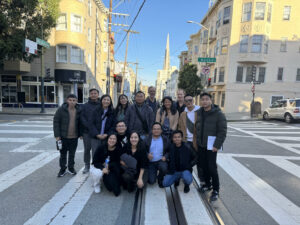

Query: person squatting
53,87,227,201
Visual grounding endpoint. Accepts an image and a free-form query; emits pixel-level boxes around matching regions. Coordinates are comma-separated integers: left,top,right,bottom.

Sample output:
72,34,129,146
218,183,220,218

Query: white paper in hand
207,136,223,151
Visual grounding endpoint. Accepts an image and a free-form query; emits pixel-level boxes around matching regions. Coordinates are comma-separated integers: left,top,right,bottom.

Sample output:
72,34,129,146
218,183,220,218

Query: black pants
122,170,147,192
103,162,121,196
60,138,78,170
187,142,204,182
198,147,219,192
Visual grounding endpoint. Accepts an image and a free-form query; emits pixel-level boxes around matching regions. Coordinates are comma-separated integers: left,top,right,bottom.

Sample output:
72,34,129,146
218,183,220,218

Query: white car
263,98,300,123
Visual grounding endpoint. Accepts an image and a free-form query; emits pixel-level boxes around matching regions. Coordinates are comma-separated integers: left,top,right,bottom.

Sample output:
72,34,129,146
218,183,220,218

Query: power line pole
106,0,113,95
120,30,139,96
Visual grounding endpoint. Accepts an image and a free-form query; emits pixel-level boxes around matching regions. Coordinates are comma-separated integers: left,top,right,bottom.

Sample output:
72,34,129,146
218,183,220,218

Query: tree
0,0,60,64
178,64,203,97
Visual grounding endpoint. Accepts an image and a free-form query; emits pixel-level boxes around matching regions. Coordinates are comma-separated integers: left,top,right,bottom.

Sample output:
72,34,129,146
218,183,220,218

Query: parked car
263,99,300,123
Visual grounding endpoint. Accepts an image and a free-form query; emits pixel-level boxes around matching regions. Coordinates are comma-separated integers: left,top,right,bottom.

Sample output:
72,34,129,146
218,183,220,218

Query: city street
0,114,300,225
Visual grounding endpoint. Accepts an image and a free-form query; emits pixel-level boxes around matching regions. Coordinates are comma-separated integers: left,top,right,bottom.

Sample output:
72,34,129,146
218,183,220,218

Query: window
214,68,217,83
264,36,269,54
88,28,91,42
203,30,208,44
88,0,92,16
271,96,283,104
104,40,108,52
219,67,225,82
56,45,67,63
255,2,266,20
280,37,287,52
71,46,83,64
56,14,67,30
216,40,220,56
104,19,108,32
22,76,37,82
22,85,37,102
194,45,199,55
297,69,300,81
71,14,82,32
258,67,265,83
210,26,214,38
221,37,228,54
283,6,291,20
88,53,91,68
216,11,222,29
277,67,283,81
236,66,243,82
245,67,253,82
1,86,16,103
221,93,225,107
267,3,272,22
251,35,263,53
39,86,55,103
242,2,252,22
1,75,16,82
223,7,231,24
240,35,249,53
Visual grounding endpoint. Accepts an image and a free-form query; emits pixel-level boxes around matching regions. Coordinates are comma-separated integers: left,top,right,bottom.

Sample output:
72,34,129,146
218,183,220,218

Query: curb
227,119,262,122
0,112,55,116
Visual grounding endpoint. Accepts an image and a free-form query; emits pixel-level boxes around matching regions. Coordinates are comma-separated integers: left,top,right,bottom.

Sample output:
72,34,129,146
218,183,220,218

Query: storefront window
1,86,17,103
63,85,71,102
22,76,37,82
39,86,55,103
22,85,38,102
2,75,16,82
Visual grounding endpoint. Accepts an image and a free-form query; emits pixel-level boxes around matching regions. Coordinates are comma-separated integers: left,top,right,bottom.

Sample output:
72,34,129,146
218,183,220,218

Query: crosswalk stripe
228,126,300,155
251,131,300,134
266,158,300,179
10,134,53,152
0,152,59,193
220,153,300,160
218,154,300,225
257,136,300,141
0,124,52,128
144,185,170,225
24,168,91,225
0,130,52,134
177,183,214,225
0,138,40,142
239,127,300,130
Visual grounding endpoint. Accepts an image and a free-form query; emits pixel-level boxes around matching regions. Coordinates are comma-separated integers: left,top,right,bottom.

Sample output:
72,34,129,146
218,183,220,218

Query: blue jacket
80,98,100,133
89,106,116,138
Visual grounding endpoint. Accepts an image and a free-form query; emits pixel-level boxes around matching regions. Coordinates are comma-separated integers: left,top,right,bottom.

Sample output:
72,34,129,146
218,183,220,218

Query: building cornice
94,0,108,14
201,0,221,24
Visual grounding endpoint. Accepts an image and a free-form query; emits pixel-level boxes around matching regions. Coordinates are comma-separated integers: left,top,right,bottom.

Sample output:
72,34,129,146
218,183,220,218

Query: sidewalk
0,107,57,116
225,112,262,122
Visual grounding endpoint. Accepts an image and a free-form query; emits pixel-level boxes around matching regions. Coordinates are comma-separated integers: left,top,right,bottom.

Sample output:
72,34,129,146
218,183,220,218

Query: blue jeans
148,160,168,184
163,170,193,187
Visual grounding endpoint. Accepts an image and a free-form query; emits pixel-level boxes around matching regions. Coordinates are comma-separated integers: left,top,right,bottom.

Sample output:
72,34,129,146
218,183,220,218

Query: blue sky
103,0,210,86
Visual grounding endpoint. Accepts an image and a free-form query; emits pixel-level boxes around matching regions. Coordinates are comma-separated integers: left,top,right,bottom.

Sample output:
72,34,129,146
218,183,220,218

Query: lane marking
252,131,300,134
238,127,300,130
0,152,59,193
266,158,300,179
144,185,170,225
228,126,300,155
10,134,53,152
177,183,214,225
228,134,254,138
0,130,52,134
218,155,300,225
0,138,40,142
24,168,92,225
256,136,300,141
220,153,300,160
0,124,52,128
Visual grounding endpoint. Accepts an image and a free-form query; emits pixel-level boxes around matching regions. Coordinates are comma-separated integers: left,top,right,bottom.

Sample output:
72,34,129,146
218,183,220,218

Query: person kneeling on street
145,122,169,187
90,133,122,196
163,130,197,193
121,131,147,192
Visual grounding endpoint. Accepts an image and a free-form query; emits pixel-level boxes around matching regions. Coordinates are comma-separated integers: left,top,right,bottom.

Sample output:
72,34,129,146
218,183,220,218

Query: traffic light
208,78,211,86
113,74,117,82
251,66,257,82
113,74,122,83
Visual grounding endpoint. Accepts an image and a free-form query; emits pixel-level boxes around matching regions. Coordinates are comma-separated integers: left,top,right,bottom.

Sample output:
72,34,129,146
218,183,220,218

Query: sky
102,0,211,86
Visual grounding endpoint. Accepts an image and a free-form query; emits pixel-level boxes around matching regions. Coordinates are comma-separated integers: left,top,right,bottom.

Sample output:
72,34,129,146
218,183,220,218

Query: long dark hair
100,94,114,114
126,131,144,152
160,96,177,116
115,94,129,114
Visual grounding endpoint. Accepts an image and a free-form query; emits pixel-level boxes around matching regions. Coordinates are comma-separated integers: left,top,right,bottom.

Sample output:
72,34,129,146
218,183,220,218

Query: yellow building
186,0,300,113
0,0,109,106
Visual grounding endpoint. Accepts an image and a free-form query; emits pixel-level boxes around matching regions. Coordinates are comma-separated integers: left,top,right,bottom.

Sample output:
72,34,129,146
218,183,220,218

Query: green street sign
36,38,50,49
198,57,216,63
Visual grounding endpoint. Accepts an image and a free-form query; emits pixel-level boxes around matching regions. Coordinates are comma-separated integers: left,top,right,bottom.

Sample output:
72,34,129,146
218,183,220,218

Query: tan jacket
178,111,197,150
155,108,179,131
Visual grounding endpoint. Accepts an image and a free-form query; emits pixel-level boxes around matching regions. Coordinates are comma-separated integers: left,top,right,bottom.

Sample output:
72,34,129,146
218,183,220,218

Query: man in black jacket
145,122,169,187
195,92,227,201
53,94,82,177
80,89,100,174
163,130,197,193
145,86,160,115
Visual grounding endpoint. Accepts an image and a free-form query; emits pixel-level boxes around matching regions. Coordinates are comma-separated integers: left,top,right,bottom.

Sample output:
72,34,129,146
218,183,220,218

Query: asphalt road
0,114,299,225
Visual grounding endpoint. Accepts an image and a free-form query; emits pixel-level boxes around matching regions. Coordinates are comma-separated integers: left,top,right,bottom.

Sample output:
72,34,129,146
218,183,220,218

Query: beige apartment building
0,0,109,107
185,0,300,113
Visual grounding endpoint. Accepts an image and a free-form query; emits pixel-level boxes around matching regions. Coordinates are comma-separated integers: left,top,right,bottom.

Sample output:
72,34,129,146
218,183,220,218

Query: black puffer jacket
80,98,100,133
53,103,82,138
195,105,227,149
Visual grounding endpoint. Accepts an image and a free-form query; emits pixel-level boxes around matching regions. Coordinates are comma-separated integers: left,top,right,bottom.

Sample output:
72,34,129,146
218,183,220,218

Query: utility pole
120,30,139,96
40,7,45,113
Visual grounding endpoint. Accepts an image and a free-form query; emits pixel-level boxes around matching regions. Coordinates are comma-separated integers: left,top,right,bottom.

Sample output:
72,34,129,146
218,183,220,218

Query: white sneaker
94,184,101,193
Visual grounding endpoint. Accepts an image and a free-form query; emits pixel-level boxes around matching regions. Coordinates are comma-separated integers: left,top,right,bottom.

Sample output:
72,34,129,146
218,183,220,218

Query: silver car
263,98,300,123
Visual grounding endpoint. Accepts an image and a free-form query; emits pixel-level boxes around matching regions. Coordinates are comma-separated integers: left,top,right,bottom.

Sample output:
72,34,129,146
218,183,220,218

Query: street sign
36,38,50,49
253,81,261,85
202,66,210,75
24,39,38,54
198,57,216,63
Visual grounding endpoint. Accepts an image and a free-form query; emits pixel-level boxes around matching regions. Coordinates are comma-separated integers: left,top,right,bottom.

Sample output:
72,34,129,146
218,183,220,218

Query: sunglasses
185,99,193,103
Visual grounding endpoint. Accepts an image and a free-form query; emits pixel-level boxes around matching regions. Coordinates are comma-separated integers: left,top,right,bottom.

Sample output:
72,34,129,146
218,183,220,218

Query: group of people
53,86,227,201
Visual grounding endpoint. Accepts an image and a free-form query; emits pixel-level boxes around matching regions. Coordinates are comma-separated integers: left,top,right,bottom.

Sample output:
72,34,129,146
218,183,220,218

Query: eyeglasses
185,99,193,103
117,125,126,128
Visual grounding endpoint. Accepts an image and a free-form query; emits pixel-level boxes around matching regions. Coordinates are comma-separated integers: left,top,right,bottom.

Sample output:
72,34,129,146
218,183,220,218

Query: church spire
163,33,170,70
